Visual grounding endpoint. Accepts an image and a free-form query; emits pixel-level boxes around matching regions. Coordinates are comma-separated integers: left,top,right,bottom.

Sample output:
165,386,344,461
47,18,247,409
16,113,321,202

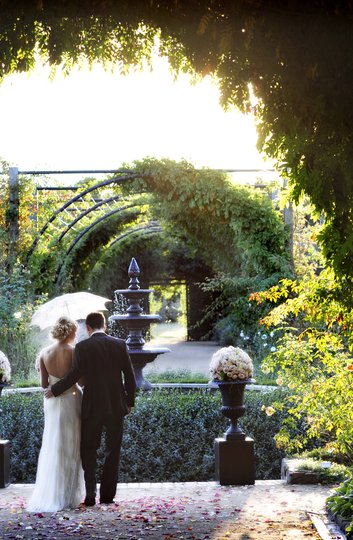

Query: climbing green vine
17,159,290,294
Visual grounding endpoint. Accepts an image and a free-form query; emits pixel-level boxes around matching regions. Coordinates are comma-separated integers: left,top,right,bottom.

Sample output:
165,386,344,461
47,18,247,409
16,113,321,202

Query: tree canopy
1,1,353,284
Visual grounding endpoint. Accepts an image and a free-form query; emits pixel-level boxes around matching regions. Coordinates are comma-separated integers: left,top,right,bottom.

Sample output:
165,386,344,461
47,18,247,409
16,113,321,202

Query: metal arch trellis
108,222,163,249
56,194,127,243
54,205,148,281
24,166,278,263
26,172,147,261
64,204,146,259
55,220,163,285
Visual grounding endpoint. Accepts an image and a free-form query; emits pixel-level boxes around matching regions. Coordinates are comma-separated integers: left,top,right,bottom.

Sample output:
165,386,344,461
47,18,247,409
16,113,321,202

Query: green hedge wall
0,388,290,483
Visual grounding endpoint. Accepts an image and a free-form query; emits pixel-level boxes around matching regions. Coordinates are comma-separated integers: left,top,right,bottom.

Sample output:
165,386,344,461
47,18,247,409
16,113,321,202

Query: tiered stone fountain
109,258,170,390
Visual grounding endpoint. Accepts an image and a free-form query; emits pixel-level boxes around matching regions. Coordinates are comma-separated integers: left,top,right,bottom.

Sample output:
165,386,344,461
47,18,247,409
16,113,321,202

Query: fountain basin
128,347,170,390
110,314,160,325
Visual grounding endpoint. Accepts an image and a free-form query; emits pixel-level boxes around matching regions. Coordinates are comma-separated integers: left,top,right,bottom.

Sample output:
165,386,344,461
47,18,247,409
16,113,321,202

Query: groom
44,311,136,506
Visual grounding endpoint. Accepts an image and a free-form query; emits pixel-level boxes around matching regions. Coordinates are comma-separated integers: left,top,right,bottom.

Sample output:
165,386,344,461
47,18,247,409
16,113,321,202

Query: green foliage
149,283,185,325
297,447,348,465
198,273,286,383
14,160,289,298
286,196,324,279
77,225,205,298
327,477,353,538
201,273,284,340
0,392,44,482
133,158,290,277
0,388,297,483
11,371,40,388
254,268,353,459
0,173,45,376
0,7,159,79
286,457,348,484
0,264,39,378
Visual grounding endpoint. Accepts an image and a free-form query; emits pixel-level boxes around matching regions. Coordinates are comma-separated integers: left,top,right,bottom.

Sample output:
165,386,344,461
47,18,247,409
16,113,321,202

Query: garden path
145,323,218,376
0,480,342,539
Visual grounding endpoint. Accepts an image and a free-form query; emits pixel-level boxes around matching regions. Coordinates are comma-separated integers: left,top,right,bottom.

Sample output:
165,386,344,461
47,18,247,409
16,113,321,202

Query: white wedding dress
27,375,85,512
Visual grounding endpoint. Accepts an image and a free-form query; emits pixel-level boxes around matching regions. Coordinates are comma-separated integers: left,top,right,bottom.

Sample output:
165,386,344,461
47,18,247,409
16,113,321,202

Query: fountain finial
128,258,140,290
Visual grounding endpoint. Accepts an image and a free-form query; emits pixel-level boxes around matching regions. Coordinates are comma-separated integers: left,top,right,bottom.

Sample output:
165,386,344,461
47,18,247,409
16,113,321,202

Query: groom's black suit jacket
51,332,136,420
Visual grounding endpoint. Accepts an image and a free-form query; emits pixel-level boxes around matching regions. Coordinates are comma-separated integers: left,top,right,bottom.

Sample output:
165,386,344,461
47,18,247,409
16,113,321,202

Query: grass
146,368,276,386
14,378,40,388
12,369,276,387
11,369,40,388
11,363,276,387
146,369,208,384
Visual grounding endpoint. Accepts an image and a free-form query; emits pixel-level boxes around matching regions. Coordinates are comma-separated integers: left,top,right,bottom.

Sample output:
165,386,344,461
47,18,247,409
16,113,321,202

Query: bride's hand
44,386,54,399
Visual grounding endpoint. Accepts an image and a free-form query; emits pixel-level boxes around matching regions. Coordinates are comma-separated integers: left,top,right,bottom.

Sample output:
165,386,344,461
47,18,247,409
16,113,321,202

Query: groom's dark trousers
51,332,136,502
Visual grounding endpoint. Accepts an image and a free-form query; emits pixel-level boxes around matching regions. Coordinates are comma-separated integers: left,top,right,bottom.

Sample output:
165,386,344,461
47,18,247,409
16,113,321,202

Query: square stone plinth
215,437,255,486
0,440,10,488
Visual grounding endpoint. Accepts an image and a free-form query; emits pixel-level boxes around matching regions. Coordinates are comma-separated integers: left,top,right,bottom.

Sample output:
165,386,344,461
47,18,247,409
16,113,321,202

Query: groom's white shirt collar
90,329,106,336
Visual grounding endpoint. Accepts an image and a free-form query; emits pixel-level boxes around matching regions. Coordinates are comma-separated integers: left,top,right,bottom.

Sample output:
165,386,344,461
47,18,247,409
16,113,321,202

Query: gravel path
0,481,338,539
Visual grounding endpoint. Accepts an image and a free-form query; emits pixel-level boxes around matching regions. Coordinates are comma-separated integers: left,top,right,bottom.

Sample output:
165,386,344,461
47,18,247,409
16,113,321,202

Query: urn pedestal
214,380,255,485
0,440,10,488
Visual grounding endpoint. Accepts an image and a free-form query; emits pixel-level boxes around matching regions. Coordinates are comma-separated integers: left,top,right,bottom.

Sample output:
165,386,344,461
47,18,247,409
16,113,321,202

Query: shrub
256,269,353,459
286,457,348,484
327,478,353,539
0,388,299,483
0,392,43,482
0,264,39,379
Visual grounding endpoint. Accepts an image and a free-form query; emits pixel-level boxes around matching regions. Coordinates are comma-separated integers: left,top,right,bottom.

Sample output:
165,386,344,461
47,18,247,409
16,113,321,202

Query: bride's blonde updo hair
51,316,77,341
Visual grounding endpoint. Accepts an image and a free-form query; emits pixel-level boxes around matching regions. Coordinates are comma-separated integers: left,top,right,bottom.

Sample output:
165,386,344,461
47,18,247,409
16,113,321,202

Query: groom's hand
44,386,54,399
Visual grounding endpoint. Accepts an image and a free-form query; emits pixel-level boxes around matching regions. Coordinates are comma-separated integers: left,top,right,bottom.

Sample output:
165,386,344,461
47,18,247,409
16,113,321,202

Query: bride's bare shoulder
61,343,75,353
40,342,66,361
40,343,56,357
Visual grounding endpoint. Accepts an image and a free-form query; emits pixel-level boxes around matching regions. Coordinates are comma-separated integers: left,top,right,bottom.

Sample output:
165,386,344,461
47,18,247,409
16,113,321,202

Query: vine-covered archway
6,158,290,339
22,158,289,292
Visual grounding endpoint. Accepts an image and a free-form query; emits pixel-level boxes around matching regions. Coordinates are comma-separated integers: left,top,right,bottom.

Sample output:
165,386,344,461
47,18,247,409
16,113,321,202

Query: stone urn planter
217,379,255,440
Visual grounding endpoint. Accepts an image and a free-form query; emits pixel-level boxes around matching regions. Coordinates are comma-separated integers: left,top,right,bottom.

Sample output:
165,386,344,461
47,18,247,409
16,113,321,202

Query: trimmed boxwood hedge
0,388,291,483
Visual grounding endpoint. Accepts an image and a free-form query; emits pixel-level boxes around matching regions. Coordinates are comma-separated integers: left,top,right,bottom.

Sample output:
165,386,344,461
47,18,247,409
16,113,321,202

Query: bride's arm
39,356,49,389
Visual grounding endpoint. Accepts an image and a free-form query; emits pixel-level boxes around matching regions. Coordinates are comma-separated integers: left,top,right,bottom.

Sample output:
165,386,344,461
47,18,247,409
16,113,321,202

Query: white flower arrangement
0,351,11,382
209,346,253,381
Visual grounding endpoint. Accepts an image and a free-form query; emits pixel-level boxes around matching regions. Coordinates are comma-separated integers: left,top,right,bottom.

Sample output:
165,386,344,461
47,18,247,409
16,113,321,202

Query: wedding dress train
27,375,85,512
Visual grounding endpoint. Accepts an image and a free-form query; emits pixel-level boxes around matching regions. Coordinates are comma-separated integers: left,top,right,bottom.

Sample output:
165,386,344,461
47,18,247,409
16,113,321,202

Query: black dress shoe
84,496,96,506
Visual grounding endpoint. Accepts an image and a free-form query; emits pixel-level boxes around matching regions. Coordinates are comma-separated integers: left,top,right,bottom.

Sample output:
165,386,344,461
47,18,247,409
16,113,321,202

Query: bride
27,316,85,512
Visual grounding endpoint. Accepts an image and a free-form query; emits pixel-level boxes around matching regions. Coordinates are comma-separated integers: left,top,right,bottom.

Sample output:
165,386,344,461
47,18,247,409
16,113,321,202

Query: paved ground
145,323,218,376
0,481,342,539
144,340,218,377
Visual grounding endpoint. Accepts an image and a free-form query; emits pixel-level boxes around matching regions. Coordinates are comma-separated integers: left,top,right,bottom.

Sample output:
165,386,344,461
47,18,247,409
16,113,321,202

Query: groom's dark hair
86,311,105,330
